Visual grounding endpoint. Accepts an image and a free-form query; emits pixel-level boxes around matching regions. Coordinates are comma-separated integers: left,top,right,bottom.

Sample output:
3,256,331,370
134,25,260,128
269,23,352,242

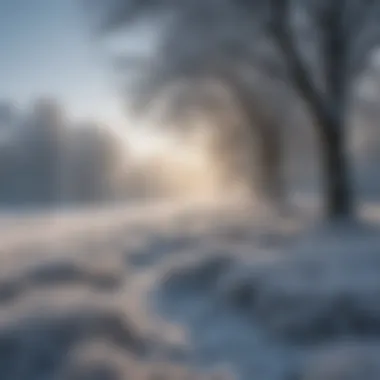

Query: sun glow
119,123,210,167
109,117,222,198
126,129,175,159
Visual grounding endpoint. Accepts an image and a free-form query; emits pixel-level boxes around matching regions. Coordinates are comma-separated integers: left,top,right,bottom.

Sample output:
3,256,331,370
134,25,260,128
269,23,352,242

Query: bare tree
258,0,380,218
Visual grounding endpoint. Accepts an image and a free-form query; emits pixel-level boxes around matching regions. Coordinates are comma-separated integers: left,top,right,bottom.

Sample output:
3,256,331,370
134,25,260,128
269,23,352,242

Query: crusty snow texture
0,202,379,380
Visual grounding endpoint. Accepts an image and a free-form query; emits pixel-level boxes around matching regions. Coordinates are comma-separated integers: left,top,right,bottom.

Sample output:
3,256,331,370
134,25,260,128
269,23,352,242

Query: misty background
1,1,380,211
2,1,380,380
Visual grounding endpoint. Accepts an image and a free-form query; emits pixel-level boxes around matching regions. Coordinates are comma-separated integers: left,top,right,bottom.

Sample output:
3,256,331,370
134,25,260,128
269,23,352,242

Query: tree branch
87,0,174,33
348,9,380,77
343,0,377,41
269,0,329,131
318,1,347,111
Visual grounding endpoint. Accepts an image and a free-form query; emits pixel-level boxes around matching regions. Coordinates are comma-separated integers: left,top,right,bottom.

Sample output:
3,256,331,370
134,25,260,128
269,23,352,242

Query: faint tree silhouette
86,0,380,218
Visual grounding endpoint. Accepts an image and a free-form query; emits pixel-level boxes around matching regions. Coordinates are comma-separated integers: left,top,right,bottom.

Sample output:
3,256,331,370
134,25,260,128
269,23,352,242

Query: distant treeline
0,98,164,207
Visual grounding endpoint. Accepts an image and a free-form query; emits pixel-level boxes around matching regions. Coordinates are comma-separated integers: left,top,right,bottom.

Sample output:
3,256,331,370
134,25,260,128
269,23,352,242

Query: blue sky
0,0,126,124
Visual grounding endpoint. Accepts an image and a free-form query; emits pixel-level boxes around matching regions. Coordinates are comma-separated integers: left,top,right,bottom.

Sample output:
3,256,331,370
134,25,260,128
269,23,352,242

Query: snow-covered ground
0,199,380,380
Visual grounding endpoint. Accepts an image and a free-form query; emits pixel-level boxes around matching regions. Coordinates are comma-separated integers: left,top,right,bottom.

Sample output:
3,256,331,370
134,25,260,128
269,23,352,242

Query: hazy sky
0,0,126,124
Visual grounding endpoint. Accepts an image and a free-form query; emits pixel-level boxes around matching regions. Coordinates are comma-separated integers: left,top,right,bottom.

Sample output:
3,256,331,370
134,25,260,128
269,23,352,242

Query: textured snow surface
0,200,380,380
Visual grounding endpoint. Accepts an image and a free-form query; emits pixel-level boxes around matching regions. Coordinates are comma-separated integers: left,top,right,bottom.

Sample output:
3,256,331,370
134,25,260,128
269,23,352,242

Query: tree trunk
321,121,354,219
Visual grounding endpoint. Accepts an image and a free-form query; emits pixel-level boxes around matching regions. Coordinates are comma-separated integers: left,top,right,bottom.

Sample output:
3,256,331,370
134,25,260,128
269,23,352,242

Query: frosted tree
85,0,380,218
86,0,291,208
